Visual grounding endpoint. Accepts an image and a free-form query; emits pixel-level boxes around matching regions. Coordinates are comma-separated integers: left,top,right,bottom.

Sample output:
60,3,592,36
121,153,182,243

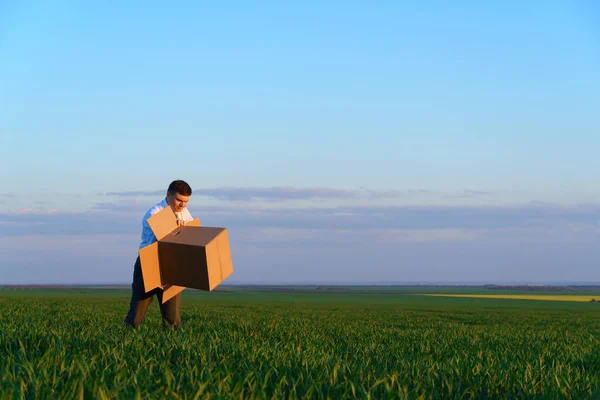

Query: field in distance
417,294,600,302
1,286,599,398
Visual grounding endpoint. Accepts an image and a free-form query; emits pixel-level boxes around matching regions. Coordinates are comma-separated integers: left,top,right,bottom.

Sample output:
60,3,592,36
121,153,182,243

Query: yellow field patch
417,294,599,302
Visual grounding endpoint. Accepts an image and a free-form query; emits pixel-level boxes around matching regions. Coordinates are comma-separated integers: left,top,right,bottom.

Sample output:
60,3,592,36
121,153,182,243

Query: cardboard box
138,207,234,303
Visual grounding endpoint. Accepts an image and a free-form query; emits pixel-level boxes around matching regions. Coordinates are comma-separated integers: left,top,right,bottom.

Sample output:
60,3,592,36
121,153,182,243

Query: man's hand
175,212,185,227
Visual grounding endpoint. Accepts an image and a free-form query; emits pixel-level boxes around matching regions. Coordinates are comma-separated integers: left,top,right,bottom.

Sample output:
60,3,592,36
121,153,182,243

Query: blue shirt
139,198,193,249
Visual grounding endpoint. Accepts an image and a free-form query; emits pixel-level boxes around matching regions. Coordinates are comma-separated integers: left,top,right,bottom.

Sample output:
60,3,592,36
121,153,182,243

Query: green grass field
1,287,599,399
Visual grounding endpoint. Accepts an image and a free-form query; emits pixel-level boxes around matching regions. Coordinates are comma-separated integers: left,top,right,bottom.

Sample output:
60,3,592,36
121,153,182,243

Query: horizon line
2,282,600,287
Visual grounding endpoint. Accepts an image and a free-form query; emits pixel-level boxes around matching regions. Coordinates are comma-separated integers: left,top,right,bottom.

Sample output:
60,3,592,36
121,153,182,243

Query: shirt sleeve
140,218,155,245
183,208,194,222
139,207,160,249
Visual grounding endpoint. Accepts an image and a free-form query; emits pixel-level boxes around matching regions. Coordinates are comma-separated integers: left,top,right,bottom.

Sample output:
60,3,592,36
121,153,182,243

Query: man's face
166,192,190,213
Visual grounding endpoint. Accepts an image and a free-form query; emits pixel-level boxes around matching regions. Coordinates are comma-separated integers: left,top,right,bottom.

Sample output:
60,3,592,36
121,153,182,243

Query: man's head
166,180,192,213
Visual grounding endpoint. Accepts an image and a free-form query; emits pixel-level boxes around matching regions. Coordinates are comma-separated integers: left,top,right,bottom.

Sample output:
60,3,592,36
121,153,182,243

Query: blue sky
1,1,599,284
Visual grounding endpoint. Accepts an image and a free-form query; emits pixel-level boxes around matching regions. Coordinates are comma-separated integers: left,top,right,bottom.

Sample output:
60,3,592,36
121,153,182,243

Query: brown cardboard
161,285,185,303
147,208,177,241
139,208,233,303
139,242,161,292
186,218,201,227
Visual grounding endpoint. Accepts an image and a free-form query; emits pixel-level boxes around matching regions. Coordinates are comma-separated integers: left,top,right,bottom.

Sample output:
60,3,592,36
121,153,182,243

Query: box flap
187,218,200,227
161,226,225,246
216,229,234,283
161,285,185,303
139,242,162,292
147,207,178,241
207,229,233,291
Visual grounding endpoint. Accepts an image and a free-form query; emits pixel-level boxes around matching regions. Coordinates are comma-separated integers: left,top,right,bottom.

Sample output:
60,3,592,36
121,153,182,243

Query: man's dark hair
167,180,192,196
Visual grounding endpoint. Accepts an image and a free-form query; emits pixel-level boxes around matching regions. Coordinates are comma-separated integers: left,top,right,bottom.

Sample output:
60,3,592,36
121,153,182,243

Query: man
124,180,194,328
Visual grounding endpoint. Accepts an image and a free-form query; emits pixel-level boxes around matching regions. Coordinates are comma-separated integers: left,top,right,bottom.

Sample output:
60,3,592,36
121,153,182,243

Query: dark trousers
124,256,182,328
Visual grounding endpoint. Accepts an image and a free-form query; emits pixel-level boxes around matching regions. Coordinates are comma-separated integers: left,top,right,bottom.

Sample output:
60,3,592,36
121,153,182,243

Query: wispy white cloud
90,202,148,213
0,234,140,285
238,227,482,245
2,190,599,284
0,211,138,236
198,186,361,201
194,202,600,232
105,190,164,197
10,208,62,215
446,189,493,199
104,186,439,202
1,207,599,284
1,203,599,237
0,234,138,253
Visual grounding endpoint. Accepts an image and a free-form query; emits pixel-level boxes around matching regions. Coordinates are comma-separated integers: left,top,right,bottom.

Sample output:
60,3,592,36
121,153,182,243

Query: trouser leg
158,291,182,328
124,256,155,328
